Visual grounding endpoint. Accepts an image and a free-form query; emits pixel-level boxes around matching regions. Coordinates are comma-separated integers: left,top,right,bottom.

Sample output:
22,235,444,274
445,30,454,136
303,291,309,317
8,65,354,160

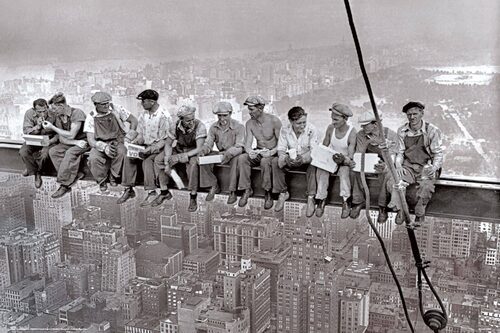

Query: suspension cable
341,0,447,331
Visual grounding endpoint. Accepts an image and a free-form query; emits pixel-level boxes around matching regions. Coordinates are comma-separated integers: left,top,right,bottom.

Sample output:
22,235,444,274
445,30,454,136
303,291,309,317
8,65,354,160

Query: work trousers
87,143,126,185
49,143,90,186
315,165,351,200
19,143,52,175
271,157,317,196
122,153,162,191
351,171,389,207
385,165,436,215
199,152,239,191
237,153,273,191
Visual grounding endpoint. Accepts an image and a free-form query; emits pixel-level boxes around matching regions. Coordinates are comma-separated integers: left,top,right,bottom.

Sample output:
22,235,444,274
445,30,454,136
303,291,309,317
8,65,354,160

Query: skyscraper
240,265,271,333
337,288,370,333
0,173,27,234
101,243,136,293
34,178,72,238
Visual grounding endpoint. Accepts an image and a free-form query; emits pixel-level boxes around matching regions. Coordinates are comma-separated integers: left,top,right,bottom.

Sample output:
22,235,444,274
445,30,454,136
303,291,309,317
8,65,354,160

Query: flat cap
213,101,233,114
402,101,425,113
48,92,66,105
243,96,266,106
136,89,159,101
177,105,196,118
91,92,112,104
329,103,352,117
358,110,383,126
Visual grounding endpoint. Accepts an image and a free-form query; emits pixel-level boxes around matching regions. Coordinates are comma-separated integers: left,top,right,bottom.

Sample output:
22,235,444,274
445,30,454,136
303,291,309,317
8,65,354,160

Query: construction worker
19,98,58,188
43,93,89,198
272,106,319,216
237,96,282,209
117,89,172,206
385,101,444,224
198,101,245,204
161,105,207,212
349,110,398,223
315,103,357,218
84,92,138,192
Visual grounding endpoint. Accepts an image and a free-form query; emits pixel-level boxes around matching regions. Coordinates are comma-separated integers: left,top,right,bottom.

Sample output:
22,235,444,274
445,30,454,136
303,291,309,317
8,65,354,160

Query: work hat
136,89,159,101
243,96,266,106
213,101,233,115
91,92,112,104
402,101,425,113
329,103,353,117
48,92,66,105
177,105,196,118
358,110,383,126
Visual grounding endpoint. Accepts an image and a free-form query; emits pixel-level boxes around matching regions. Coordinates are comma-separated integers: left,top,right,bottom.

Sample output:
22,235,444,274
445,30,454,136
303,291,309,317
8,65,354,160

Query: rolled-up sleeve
23,110,39,135
276,127,288,155
195,122,207,139
395,128,406,166
428,125,444,170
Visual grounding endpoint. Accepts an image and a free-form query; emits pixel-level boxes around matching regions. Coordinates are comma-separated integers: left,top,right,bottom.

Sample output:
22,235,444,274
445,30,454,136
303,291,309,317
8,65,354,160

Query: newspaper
311,145,339,173
124,142,145,159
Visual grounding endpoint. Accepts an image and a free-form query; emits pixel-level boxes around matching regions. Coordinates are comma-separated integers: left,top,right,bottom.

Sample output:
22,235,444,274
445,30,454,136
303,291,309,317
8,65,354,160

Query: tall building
213,213,281,265
451,219,473,258
0,173,27,234
160,213,198,256
101,243,136,293
89,191,138,235
276,276,308,333
53,262,91,299
34,279,68,313
196,307,251,333
183,248,219,275
337,288,370,333
33,178,72,238
178,296,211,333
367,211,397,240
0,244,11,291
240,265,271,333
135,240,183,278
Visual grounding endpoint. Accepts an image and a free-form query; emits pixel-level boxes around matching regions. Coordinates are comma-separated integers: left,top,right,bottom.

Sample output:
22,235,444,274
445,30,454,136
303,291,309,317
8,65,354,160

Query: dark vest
175,119,200,153
93,113,124,142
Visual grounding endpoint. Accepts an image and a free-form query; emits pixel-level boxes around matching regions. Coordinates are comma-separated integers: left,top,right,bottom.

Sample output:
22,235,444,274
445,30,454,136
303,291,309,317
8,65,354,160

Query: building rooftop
184,248,218,263
136,240,181,262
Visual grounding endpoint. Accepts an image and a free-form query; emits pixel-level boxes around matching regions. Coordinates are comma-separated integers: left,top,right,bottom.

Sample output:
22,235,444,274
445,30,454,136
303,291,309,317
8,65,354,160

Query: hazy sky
0,0,498,65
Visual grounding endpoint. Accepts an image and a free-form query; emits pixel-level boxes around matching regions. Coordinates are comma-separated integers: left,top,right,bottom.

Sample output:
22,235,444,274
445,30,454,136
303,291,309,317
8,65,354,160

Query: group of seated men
20,90,443,223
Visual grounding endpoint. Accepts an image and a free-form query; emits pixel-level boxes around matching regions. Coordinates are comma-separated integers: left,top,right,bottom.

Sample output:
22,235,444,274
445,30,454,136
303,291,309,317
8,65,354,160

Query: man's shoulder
24,108,35,116
267,113,282,125
425,121,441,132
230,118,244,128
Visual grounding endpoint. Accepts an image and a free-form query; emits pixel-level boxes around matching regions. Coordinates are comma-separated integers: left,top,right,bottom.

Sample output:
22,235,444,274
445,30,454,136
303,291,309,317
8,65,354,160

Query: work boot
117,187,136,204
415,215,425,224
140,191,157,207
22,169,30,177
34,173,43,189
264,191,273,210
51,185,71,199
188,194,198,212
238,189,253,207
349,203,365,219
395,210,405,225
99,182,108,193
274,191,289,212
227,192,238,205
150,190,173,207
341,201,351,219
69,172,86,187
316,199,326,218
205,184,220,202
377,207,388,224
306,196,316,218
109,177,118,187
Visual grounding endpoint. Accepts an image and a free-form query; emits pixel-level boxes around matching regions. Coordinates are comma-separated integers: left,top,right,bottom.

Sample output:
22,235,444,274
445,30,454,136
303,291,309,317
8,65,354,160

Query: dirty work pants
198,152,240,191
122,153,161,191
49,143,89,186
237,153,273,191
19,143,52,175
271,157,317,196
315,165,351,200
87,143,126,185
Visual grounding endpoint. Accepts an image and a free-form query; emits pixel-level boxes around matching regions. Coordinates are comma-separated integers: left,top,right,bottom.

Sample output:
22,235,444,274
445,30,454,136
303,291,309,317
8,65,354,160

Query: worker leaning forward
160,105,207,212
198,101,245,205
315,103,357,218
117,89,172,206
349,110,398,223
43,93,89,198
237,96,282,209
384,101,444,224
19,98,58,189
84,92,138,192
272,106,319,216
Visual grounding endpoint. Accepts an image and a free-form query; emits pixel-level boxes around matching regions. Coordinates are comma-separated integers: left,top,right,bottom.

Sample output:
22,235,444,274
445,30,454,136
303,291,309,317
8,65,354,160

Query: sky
0,0,498,65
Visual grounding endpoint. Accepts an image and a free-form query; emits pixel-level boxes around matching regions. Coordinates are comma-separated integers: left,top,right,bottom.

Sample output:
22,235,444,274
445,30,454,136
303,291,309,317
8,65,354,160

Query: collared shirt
136,106,173,145
396,121,444,169
203,118,245,152
355,126,399,157
277,122,319,156
174,120,207,140
22,108,56,135
53,106,87,140
83,105,131,134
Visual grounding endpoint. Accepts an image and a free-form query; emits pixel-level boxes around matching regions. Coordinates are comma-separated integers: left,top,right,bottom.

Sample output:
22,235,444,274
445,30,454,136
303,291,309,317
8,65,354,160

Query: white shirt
277,122,320,155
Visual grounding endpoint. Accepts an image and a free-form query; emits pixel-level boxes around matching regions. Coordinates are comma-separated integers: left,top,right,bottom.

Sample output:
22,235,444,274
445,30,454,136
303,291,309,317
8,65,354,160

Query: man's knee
154,153,165,168
238,153,250,165
188,157,198,165
271,156,279,168
260,156,273,168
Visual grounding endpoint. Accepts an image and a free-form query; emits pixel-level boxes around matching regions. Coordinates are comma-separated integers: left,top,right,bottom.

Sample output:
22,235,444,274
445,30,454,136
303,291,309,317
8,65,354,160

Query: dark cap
329,103,352,117
402,101,425,113
137,89,159,101
243,96,266,106
48,92,66,105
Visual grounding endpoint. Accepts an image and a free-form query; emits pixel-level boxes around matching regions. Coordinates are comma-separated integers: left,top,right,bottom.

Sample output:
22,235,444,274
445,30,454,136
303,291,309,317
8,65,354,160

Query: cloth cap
48,92,66,105
136,89,159,101
329,103,352,117
243,96,266,106
402,101,425,113
358,110,383,126
91,92,112,104
213,101,233,114
177,105,196,118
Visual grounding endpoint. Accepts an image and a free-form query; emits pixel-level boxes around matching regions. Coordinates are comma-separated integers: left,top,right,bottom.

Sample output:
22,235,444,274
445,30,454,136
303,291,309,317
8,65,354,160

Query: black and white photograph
0,0,498,332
